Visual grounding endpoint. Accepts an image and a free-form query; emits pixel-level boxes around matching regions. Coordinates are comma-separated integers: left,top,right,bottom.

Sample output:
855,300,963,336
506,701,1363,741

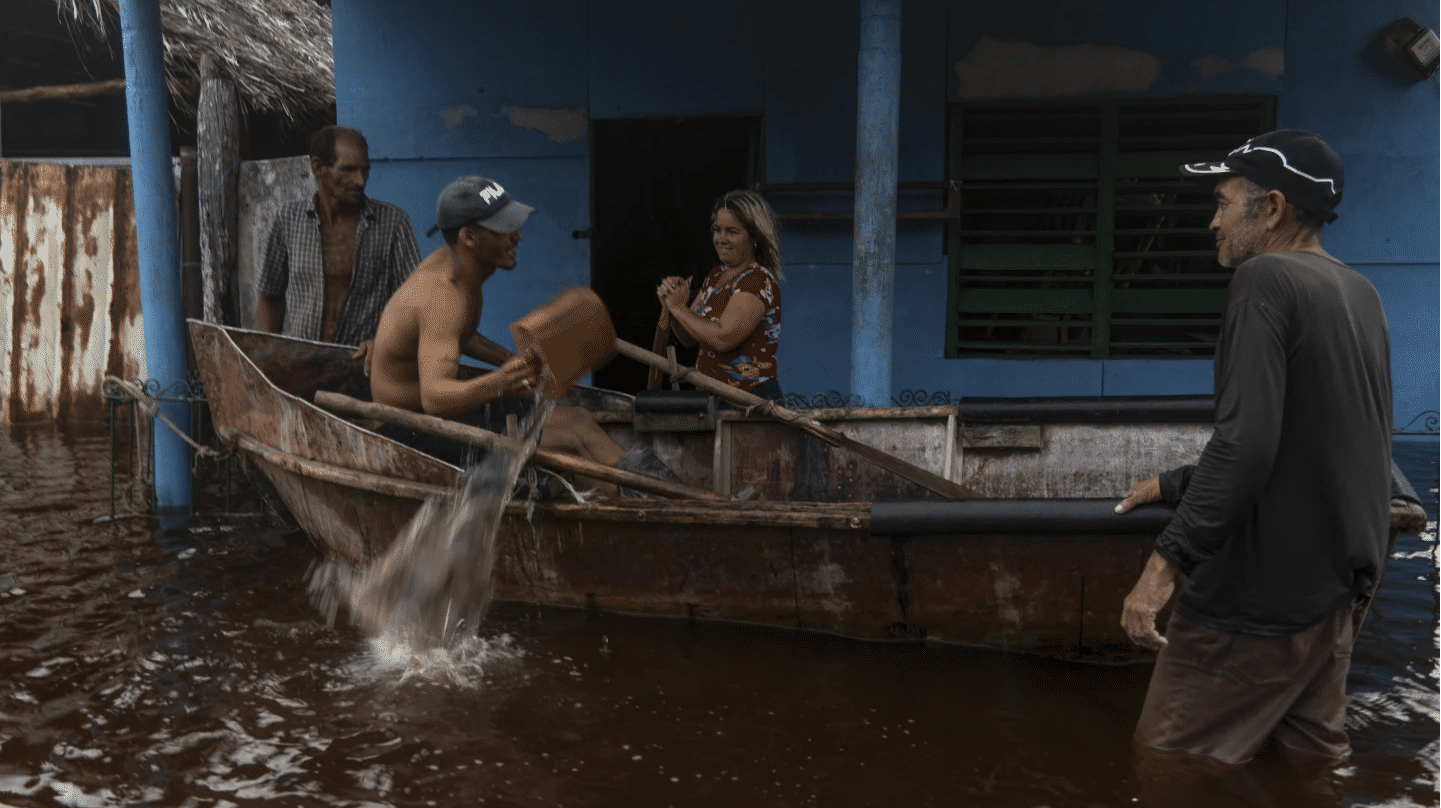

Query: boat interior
220,325,1216,507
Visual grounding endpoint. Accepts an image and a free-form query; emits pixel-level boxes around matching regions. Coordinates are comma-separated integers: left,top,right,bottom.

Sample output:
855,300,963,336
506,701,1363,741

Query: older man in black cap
1112,130,1394,778
368,176,678,493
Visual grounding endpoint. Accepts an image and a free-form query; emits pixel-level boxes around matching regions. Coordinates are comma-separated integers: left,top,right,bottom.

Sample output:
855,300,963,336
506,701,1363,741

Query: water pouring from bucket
308,289,619,666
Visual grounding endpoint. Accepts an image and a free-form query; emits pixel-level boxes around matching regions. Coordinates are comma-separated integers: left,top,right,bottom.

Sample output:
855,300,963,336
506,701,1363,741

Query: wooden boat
189,319,1232,661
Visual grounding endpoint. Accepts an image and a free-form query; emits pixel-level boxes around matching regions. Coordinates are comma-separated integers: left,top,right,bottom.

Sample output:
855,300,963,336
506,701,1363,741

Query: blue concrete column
852,0,901,407
119,0,191,514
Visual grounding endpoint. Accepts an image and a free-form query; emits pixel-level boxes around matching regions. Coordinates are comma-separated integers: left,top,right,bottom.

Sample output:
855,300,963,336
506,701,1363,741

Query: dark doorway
589,117,761,393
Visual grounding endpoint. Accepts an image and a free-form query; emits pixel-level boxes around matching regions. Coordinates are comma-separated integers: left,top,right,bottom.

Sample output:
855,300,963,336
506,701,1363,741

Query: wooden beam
197,55,239,325
0,78,126,104
313,391,732,501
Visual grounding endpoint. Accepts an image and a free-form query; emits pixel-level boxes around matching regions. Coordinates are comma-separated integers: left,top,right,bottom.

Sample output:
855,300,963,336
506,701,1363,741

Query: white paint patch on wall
0,173,16,417
438,104,480,128
22,166,65,418
500,106,588,144
1192,46,1285,80
1,161,149,424
72,197,114,406
956,37,1160,98
1193,54,1232,80
1238,47,1285,77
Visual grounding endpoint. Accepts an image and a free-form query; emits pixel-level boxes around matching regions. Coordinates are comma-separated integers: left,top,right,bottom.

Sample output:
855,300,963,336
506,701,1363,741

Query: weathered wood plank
223,427,451,501
19,163,67,422
615,339,977,499
199,56,240,326
0,162,24,424
64,166,119,422
109,169,145,384
962,424,1044,449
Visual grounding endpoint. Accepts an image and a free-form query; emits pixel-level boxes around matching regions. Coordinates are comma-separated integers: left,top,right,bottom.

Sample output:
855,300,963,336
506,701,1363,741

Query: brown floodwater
0,424,1435,807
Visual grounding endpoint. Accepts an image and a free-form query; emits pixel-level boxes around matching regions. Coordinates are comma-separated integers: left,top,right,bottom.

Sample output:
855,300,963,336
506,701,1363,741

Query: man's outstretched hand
490,355,540,398
1122,550,1181,650
1115,475,1162,514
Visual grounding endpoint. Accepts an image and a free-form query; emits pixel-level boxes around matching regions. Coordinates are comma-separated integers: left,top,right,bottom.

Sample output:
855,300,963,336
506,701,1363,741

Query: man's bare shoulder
387,250,452,305
401,250,479,338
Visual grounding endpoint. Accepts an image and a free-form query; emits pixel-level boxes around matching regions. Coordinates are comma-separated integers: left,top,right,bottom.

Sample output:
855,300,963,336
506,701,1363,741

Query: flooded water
0,424,1434,807
310,396,553,656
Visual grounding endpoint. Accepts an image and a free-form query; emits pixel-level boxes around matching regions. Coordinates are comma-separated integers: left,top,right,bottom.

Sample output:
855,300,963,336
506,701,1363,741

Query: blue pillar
852,0,901,408
119,0,191,514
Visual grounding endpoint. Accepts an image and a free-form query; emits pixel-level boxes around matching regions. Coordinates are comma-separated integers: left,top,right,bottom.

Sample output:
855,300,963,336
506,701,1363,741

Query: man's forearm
256,296,285,333
422,375,501,417
463,332,514,366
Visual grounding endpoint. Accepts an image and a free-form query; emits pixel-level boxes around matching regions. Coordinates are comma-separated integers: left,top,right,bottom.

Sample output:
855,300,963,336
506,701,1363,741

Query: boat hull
189,320,1193,659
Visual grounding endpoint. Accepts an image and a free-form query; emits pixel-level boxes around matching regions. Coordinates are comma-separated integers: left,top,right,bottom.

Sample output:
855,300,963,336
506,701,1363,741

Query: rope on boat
103,376,225,467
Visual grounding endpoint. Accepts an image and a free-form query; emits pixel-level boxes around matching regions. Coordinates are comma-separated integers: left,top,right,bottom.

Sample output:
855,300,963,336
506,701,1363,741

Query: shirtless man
370,176,668,491
256,126,420,372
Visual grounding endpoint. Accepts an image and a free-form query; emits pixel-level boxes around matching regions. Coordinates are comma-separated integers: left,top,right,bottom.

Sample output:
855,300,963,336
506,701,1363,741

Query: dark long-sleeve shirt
1154,250,1392,636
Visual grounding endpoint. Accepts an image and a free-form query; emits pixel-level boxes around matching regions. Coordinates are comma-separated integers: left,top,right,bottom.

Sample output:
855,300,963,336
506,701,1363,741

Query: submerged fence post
118,0,192,514
851,0,901,407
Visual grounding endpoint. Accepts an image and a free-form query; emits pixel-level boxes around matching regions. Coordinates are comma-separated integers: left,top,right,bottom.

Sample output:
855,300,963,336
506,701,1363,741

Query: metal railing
101,374,235,519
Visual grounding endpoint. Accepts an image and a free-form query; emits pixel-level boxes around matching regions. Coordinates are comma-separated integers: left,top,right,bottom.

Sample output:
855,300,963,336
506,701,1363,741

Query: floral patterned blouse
691,264,782,394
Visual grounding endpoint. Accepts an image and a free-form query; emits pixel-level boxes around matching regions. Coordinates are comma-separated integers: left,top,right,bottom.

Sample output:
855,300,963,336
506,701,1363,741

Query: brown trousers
1134,603,1356,767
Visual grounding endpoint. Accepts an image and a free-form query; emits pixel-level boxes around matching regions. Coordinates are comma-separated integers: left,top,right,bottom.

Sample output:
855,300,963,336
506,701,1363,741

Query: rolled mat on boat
868,499,1177,536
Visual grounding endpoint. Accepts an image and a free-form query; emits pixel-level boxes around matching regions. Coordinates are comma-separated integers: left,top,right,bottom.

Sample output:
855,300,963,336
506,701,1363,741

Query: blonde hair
713,189,784,282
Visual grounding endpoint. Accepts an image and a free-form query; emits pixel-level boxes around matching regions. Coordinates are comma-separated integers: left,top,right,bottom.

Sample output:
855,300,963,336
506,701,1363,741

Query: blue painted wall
332,0,1437,425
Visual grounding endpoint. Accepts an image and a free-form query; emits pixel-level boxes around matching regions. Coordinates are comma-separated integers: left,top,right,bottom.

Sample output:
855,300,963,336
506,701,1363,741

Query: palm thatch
55,0,333,123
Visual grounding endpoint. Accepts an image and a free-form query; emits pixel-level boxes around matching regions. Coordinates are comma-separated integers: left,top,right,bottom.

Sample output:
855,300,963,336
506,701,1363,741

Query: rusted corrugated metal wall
0,160,146,425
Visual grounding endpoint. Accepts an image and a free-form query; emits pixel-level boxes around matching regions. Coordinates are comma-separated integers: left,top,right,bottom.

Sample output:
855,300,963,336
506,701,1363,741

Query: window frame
944,96,1278,360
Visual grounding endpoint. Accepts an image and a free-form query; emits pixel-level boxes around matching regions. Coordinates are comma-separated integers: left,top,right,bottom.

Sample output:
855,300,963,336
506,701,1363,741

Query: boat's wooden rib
221,427,451,502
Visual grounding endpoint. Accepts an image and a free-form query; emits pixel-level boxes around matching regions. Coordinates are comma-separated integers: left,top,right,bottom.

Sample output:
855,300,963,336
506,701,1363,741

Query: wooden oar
613,340,978,500
646,309,671,391
313,391,730,501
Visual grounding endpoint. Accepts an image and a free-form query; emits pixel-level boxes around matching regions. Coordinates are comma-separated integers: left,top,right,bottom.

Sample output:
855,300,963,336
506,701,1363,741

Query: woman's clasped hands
656,276,690,309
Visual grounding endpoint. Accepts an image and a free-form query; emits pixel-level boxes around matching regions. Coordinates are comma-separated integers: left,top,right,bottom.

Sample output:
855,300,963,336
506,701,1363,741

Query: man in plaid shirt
256,126,421,373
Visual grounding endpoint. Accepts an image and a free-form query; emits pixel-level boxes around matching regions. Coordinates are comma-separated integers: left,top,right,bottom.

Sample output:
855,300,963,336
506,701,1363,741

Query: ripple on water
1,426,1436,807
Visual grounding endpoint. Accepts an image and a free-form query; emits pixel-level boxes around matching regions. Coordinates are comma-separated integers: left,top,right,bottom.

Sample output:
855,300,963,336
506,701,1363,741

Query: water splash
354,631,525,688
309,393,554,666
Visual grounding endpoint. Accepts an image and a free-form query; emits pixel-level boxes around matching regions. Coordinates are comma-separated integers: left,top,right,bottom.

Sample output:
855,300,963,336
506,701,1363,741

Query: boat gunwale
191,319,465,481
220,423,876,529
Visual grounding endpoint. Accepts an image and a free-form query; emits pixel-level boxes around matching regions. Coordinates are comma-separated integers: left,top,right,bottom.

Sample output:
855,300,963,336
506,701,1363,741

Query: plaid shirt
256,196,421,346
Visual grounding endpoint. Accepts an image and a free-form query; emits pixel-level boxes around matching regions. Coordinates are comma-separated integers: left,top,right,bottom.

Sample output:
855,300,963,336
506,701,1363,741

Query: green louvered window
945,97,1276,359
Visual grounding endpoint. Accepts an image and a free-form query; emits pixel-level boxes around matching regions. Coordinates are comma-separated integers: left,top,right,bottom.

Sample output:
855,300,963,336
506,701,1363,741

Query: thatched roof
55,0,333,123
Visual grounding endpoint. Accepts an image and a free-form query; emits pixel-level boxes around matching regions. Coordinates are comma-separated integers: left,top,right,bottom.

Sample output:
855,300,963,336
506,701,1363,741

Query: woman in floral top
656,190,784,400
